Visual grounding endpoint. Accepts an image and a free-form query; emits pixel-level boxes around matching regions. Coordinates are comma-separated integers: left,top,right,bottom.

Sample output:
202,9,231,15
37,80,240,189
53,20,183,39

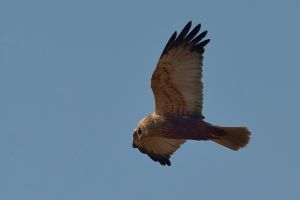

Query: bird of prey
132,21,250,166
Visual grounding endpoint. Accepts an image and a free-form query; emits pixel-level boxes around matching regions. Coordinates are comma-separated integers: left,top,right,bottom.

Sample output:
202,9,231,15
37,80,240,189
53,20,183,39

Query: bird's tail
211,126,251,150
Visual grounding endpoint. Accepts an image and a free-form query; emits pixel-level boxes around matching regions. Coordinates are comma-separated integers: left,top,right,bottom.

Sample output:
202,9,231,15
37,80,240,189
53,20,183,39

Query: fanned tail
211,126,251,150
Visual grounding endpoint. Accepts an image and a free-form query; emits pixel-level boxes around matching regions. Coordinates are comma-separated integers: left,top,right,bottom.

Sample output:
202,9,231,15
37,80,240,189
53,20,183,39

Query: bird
132,21,251,166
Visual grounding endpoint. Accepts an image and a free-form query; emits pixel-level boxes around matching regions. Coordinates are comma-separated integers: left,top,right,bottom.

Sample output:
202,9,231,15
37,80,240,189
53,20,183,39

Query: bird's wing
151,21,210,118
137,137,185,166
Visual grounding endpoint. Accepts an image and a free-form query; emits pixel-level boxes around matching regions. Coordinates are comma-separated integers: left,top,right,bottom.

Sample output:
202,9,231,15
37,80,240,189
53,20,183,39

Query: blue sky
1,0,300,199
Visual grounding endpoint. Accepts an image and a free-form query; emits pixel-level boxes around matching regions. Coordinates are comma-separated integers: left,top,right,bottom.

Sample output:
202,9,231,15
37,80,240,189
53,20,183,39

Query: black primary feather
192,39,211,53
160,21,210,58
175,21,192,43
138,147,171,166
191,30,207,44
160,31,177,58
184,24,201,42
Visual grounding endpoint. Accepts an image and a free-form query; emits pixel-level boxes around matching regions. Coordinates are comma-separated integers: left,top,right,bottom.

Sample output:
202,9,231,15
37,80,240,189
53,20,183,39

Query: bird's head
132,117,148,149
132,114,182,166
132,115,159,149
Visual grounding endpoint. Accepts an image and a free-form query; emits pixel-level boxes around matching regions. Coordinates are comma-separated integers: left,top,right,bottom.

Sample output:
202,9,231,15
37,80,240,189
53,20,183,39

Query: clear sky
1,0,299,199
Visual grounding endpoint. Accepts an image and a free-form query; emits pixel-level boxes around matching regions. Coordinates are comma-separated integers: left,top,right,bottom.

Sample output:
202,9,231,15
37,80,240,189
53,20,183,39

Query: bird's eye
137,128,142,138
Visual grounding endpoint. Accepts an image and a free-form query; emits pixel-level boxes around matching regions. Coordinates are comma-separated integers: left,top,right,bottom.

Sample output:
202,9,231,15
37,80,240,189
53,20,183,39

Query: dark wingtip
199,39,210,47
191,30,208,44
160,21,210,58
186,21,192,27
185,24,201,42
182,21,192,29
176,21,192,42
146,152,172,166
160,31,177,58
166,160,171,166
191,38,210,53
158,159,171,166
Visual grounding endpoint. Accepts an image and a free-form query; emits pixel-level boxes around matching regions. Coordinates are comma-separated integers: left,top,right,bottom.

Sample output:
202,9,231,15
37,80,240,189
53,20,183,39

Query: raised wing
151,21,210,118
134,137,185,166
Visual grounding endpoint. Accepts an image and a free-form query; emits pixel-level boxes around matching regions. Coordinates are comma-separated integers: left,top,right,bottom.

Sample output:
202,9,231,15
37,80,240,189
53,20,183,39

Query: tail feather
211,126,251,150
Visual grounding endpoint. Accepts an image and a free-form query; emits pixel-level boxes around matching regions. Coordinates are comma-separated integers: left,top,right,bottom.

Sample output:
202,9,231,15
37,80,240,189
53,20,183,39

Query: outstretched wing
134,137,185,166
151,21,210,118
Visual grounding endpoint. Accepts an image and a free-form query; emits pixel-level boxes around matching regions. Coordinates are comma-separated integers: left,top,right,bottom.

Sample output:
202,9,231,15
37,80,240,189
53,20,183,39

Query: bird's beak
132,130,138,148
132,142,137,148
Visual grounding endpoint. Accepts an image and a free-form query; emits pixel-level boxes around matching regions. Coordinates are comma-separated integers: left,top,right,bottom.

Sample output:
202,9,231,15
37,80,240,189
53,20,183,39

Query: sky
1,0,300,199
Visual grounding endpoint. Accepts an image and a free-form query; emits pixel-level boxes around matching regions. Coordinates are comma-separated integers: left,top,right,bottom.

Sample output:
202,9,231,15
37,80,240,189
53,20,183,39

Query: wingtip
159,159,171,166
186,21,202,30
195,23,201,30
172,31,177,38
200,38,210,47
160,21,210,58
186,21,192,30
177,22,192,41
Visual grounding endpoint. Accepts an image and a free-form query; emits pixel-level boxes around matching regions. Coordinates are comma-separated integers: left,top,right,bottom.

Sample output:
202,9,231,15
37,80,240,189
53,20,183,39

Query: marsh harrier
132,21,250,166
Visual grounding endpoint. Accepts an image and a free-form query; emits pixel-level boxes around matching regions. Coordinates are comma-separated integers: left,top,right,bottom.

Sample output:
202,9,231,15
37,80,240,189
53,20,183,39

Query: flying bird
132,21,250,166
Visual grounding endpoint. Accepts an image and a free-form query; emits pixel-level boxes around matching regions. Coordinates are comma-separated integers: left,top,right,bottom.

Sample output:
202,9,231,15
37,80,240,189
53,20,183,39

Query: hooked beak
132,130,138,148
132,142,137,148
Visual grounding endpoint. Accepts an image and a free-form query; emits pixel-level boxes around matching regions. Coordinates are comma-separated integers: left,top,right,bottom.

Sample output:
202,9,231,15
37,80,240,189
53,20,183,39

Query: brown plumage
132,21,251,166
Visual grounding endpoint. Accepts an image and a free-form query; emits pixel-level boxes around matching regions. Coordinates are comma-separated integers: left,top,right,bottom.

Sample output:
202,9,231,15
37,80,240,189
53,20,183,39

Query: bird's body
132,21,251,166
134,114,216,141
